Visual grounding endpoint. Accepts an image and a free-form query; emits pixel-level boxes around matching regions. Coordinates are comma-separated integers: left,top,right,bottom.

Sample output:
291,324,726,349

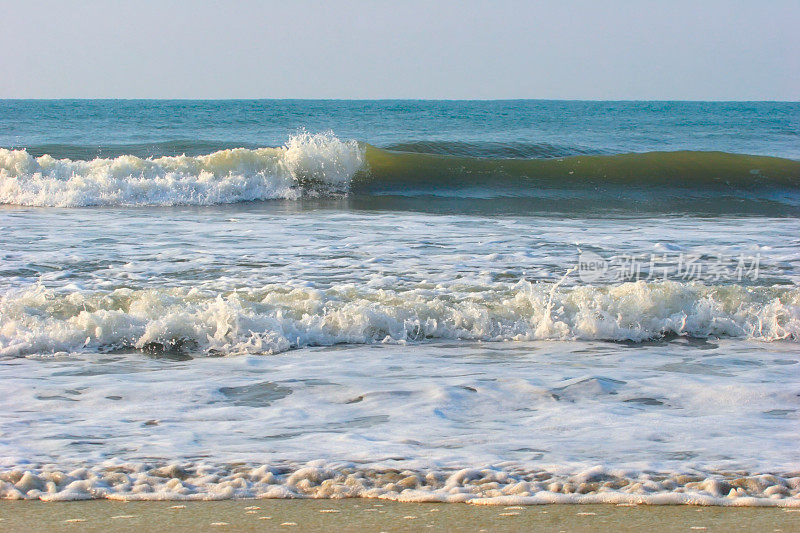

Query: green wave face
3,135,799,214
357,146,800,191
380,140,607,159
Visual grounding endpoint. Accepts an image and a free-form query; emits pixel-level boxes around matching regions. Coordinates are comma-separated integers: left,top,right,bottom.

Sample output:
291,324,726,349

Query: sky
1,0,798,100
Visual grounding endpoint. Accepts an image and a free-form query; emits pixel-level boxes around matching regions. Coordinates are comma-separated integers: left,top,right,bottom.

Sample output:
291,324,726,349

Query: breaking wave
1,133,799,208
0,132,364,207
1,281,797,358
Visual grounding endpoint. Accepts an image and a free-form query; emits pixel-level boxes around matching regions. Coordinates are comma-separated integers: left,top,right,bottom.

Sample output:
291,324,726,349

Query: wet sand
2,500,799,532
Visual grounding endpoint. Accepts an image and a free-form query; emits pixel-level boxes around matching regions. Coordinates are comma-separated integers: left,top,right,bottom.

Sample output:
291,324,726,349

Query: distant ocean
1,100,798,504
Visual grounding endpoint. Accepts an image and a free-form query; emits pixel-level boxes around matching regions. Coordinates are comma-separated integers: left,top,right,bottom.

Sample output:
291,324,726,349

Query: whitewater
1,100,799,505
0,132,364,207
2,132,799,208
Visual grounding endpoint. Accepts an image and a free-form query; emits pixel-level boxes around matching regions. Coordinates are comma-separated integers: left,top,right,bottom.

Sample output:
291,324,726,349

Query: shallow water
0,100,798,503
3,339,798,472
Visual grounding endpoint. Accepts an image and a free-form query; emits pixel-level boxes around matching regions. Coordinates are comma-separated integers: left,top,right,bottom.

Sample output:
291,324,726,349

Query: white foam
0,132,364,207
2,339,797,504
0,280,796,358
2,462,799,505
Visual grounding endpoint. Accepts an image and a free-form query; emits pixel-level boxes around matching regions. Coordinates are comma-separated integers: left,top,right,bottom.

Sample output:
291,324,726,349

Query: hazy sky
1,0,798,100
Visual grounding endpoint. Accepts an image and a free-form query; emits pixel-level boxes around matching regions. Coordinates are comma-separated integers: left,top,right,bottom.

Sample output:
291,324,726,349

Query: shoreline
2,500,800,532
3,463,800,506
0,462,800,509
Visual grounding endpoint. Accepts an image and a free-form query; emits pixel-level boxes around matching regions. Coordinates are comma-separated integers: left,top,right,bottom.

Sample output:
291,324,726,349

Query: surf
2,280,797,358
1,132,799,208
0,132,364,207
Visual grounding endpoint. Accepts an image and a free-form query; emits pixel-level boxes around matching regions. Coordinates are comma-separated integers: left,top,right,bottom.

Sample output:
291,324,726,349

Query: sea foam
2,462,799,505
1,280,796,358
0,132,364,207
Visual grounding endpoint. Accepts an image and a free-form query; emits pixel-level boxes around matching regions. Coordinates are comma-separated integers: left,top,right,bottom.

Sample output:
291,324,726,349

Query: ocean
0,100,798,504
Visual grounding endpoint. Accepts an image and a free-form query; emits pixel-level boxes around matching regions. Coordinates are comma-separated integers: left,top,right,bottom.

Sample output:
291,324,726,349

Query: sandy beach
2,500,800,532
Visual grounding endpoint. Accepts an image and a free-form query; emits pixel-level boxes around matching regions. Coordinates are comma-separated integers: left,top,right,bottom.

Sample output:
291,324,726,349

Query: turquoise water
0,101,798,504
2,100,799,158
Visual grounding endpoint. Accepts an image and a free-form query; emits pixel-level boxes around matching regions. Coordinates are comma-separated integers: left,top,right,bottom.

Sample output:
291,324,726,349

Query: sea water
0,100,798,504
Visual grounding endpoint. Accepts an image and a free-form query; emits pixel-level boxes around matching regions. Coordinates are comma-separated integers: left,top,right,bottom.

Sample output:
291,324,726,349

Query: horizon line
1,98,798,103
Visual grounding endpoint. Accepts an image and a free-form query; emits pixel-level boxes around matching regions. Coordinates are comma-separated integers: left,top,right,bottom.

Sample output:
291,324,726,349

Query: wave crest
382,140,605,159
2,133,799,208
0,132,364,207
